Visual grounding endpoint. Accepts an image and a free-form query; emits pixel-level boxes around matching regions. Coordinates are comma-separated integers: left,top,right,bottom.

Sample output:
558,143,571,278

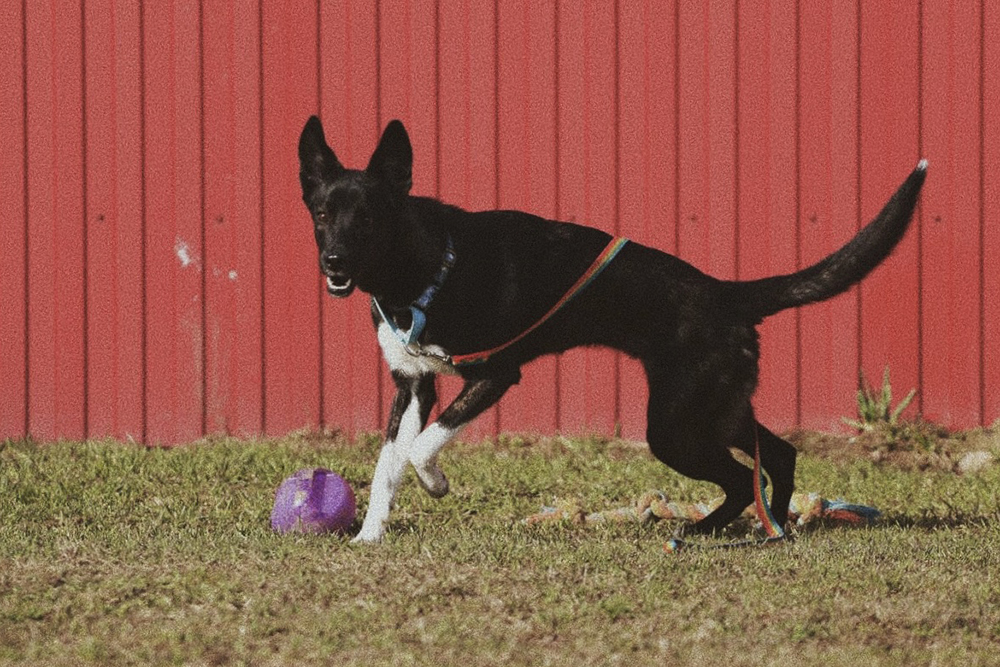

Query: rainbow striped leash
449,236,629,367
665,424,788,553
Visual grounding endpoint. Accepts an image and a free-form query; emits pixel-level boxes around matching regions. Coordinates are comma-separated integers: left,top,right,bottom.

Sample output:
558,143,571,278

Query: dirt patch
786,422,1000,474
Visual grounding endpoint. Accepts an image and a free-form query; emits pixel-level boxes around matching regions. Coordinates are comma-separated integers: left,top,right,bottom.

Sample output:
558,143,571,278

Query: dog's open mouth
326,274,355,297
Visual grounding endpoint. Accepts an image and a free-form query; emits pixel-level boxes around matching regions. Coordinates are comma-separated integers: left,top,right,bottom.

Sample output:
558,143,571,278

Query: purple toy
270,468,356,535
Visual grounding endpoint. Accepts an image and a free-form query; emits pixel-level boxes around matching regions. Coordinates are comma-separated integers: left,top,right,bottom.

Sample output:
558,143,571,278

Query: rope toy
525,427,879,551
523,491,880,550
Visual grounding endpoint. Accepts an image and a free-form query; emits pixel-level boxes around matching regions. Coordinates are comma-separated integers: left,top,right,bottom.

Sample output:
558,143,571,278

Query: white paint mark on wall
175,237,199,269
211,266,239,281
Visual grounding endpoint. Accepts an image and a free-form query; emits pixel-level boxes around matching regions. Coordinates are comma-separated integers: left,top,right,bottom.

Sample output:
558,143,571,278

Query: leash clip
404,341,453,365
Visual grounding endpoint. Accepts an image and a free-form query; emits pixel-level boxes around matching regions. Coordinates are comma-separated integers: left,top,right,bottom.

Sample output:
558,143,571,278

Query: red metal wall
2,1,998,445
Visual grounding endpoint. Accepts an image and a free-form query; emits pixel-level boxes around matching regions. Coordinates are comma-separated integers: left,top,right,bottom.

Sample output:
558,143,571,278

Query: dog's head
298,116,413,298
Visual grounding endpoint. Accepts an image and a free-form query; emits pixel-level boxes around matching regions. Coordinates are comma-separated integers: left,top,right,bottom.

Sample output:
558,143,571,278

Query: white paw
351,526,385,544
413,460,450,498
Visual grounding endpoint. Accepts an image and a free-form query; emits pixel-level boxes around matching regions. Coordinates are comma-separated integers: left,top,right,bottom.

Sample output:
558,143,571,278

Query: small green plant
843,366,916,433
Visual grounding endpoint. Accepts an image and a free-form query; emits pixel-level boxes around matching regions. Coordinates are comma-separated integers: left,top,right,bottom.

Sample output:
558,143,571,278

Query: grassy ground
2,427,1000,666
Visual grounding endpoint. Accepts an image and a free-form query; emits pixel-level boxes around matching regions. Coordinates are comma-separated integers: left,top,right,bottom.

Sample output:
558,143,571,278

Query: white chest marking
376,321,457,377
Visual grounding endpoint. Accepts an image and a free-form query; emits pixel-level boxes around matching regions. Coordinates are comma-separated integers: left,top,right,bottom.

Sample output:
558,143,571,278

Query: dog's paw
351,516,388,544
351,527,385,544
414,462,450,498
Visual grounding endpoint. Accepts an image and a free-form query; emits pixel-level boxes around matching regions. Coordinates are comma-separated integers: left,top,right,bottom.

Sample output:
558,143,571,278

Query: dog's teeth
326,276,353,293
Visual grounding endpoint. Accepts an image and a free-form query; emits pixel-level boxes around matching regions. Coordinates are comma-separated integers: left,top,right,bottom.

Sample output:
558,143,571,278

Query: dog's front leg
353,373,436,544
409,375,514,497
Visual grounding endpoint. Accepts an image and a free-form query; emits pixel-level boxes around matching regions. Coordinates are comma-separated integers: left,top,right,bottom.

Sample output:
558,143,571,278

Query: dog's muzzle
322,253,356,298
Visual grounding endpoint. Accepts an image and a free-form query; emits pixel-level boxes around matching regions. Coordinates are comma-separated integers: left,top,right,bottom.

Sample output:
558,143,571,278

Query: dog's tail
727,160,927,321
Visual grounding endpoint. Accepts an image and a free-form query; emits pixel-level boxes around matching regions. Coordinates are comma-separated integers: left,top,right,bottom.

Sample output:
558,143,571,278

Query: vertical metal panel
796,0,863,432
202,0,266,438
143,1,206,444
0,0,27,439
984,2,1000,425
584,1,621,434
84,0,145,440
261,1,321,437
555,0,620,434
616,0,677,440
705,1,738,281
571,0,619,434
25,1,87,440
436,0,498,440
736,0,799,431
554,0,589,433
678,2,740,277
318,0,381,436
920,0,984,426
2,1,999,445
495,0,561,435
677,4,709,272
858,2,922,420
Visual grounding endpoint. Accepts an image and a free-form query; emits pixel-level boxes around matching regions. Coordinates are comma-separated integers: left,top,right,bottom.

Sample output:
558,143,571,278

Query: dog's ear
366,120,413,196
298,116,343,199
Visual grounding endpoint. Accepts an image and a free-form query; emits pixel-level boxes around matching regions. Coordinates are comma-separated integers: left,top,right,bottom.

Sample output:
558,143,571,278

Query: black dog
298,116,926,543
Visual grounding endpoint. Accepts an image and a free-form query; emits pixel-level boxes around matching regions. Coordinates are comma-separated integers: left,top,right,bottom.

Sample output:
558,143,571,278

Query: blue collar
372,234,456,350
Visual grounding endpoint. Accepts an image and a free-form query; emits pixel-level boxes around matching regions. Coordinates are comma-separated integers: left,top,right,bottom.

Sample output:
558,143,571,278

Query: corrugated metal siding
1,0,997,444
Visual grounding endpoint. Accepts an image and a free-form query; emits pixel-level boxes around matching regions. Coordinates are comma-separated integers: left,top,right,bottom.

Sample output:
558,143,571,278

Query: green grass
2,431,1000,666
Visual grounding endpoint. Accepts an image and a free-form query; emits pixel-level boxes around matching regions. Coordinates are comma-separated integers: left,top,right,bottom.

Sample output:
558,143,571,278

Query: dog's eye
315,211,328,224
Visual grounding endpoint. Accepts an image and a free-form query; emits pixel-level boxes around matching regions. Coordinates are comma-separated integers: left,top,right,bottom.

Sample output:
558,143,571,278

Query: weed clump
835,369,1000,472
843,367,916,435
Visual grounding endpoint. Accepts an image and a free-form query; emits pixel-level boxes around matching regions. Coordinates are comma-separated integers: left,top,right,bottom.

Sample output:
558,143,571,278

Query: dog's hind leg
354,372,436,544
647,428,757,535
644,375,760,536
409,375,515,497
